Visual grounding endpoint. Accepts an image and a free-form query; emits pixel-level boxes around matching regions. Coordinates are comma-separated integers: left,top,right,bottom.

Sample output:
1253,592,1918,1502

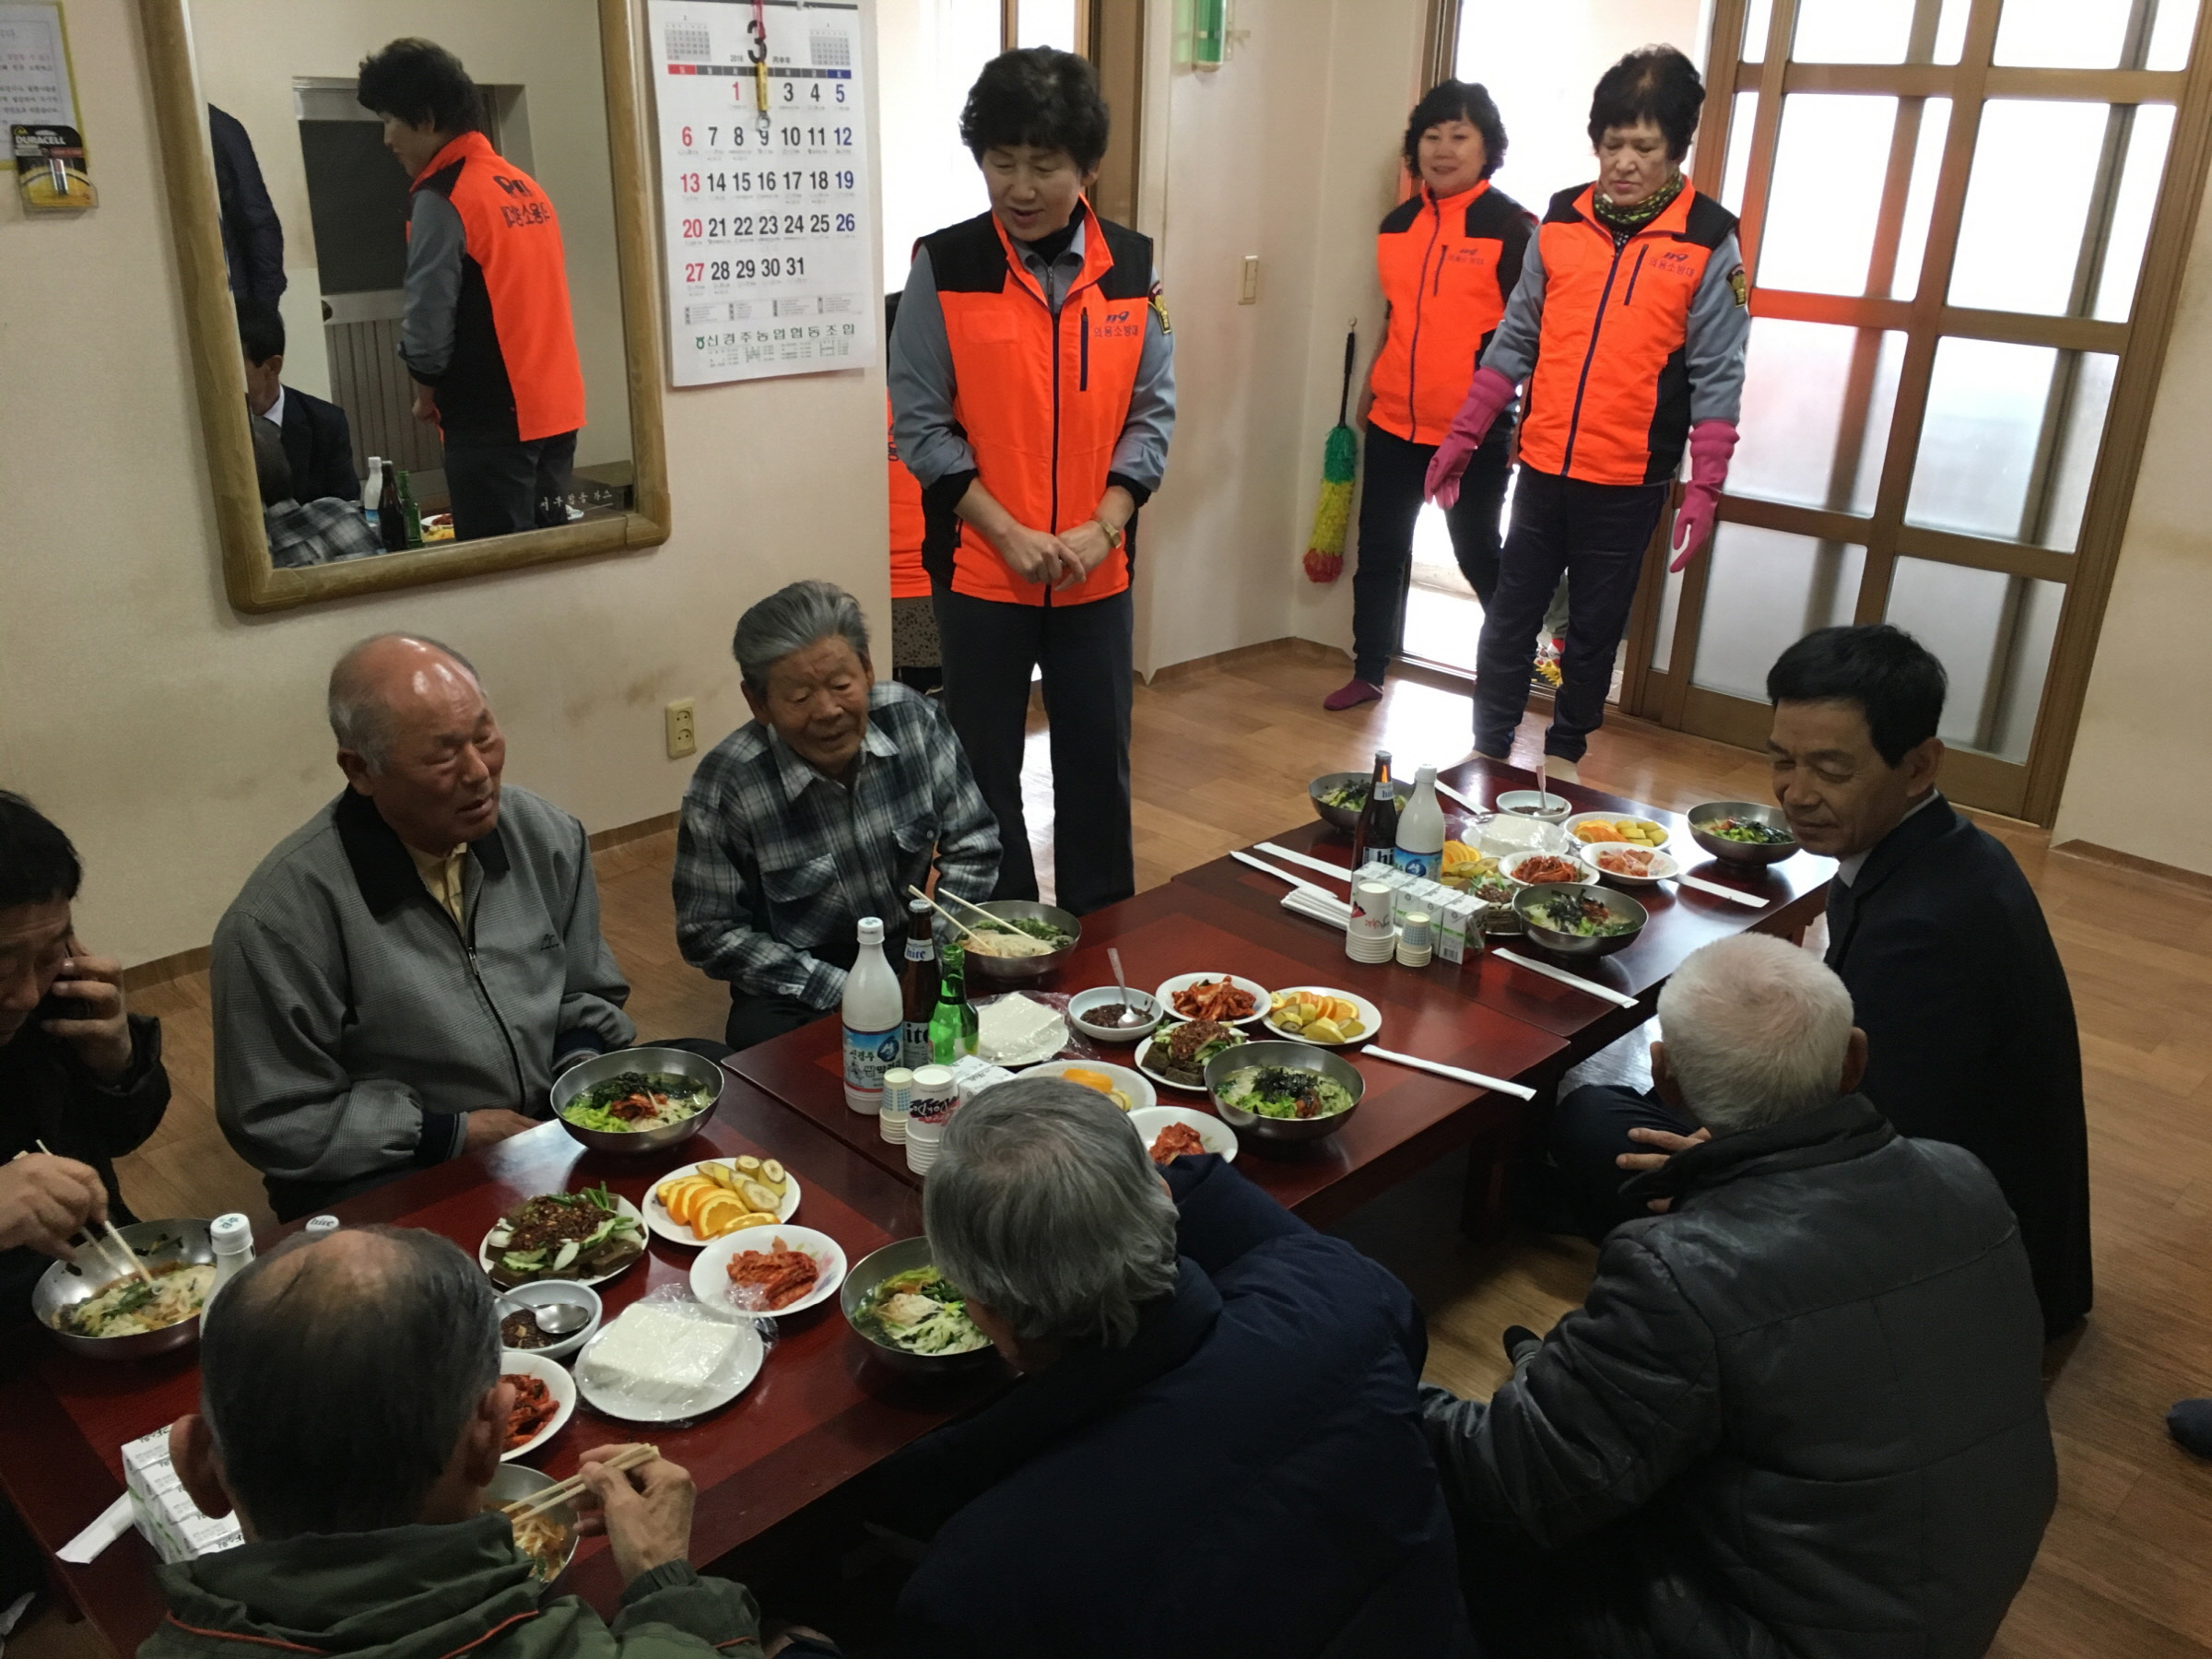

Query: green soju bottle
927,948,979,1065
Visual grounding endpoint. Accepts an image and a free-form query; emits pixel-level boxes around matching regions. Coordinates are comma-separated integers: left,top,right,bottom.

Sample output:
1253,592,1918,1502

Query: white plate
1260,986,1383,1048
497,1349,577,1461
1577,841,1680,888
690,1225,848,1319
1133,1023,1251,1094
1127,1105,1238,1164
572,1309,766,1424
643,1159,803,1248
1152,972,1272,1028
479,1194,647,1288
1499,850,1591,888
1023,1058,1158,1113
971,994,1070,1067
1564,811,1671,850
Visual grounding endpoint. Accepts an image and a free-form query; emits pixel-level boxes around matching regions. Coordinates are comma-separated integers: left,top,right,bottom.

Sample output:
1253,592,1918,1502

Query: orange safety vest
888,395,930,599
1519,181,1737,488
410,131,585,444
919,202,1153,606
1369,181,1532,447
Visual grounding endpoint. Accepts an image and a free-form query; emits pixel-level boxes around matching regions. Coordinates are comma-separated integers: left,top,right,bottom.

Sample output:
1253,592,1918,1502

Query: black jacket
209,105,284,307
1425,1097,2054,1659
0,1016,171,1327
281,386,359,503
883,1157,1473,1659
1828,794,2090,1335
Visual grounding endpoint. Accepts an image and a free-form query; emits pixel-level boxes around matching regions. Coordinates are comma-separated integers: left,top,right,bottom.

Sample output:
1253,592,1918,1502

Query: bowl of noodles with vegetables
35,1218,220,1360
841,1238,1002,1377
551,1046,724,1154
1204,1041,1364,1147
485,1463,580,1588
959,900,1081,988
1512,882,1648,960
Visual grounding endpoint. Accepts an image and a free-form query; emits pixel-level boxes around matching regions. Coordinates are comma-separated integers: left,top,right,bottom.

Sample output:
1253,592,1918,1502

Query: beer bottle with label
900,897,938,1068
1351,749,1396,871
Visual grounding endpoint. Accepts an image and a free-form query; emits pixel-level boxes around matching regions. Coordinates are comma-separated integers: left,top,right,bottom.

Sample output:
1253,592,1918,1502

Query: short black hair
0,793,81,911
1767,624,1948,768
356,38,480,135
200,1228,499,1540
959,48,1111,173
1588,45,1705,159
250,416,294,507
236,297,284,366
1403,80,1508,179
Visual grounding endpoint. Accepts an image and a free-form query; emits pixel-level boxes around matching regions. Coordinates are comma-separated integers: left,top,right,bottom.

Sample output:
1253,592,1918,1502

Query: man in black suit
238,299,359,503
1547,624,2091,1338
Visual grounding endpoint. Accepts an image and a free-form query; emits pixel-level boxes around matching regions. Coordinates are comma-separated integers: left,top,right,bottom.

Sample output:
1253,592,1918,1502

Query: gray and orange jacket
889,203,1176,607
1369,180,1533,446
1481,180,1748,488
400,131,585,446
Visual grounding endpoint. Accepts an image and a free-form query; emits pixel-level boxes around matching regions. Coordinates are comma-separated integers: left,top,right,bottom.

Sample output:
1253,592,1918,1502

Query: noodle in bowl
34,1218,221,1360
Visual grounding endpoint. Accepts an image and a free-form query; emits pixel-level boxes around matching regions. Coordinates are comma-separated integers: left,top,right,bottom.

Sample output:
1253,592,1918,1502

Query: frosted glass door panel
1905,338,2116,547
1885,558,2064,760
1949,101,2113,313
877,0,1001,290
1015,0,1076,50
1994,0,2196,66
2095,104,2177,321
1791,0,1970,63
1720,91,1758,214
2150,0,2204,68
1689,525,1866,700
1732,320,1903,515
1759,97,1898,294
1742,0,1771,63
1888,99,1952,300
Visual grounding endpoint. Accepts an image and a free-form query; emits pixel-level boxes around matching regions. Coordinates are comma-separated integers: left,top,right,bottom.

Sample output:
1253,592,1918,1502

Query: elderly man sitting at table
212,635,637,1220
146,1226,774,1659
676,582,998,1052
1422,935,2055,1658
871,1077,1473,1657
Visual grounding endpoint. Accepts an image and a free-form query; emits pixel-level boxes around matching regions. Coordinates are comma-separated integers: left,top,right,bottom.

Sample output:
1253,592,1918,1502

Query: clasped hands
995,518,1116,591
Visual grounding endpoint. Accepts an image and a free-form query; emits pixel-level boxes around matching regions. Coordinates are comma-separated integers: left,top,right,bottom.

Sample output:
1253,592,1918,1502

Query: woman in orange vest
1325,81,1533,712
1428,47,1748,782
889,50,1174,915
884,296,940,694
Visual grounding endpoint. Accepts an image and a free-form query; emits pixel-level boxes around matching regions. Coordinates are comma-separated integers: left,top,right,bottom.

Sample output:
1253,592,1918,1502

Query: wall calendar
647,0,875,387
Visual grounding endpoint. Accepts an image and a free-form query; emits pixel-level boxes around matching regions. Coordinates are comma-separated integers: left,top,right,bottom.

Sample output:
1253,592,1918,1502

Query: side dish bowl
1068,985,1161,1043
1687,801,1800,867
1205,1040,1365,1147
1512,882,1648,960
551,1046,724,1154
1310,771,1397,833
841,1237,1005,1378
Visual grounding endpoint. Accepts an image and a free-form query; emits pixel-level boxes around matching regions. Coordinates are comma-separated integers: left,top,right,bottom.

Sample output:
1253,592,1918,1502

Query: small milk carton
1436,898,1470,964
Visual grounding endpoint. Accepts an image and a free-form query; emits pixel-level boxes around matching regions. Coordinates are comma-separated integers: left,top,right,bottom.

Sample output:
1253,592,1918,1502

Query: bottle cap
210,1213,254,1252
303,1215,339,1238
882,1067,914,1090
858,916,884,944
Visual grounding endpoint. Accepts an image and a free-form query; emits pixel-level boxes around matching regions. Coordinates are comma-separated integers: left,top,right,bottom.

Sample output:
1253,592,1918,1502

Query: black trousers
1474,467,1667,762
1547,1083,1699,1238
933,585,1135,917
1350,419,1513,684
725,991,824,1053
444,429,578,541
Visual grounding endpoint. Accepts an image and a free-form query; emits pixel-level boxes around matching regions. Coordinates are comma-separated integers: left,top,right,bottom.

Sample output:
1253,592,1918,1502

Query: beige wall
2050,145,2212,873
190,0,633,467
0,0,888,965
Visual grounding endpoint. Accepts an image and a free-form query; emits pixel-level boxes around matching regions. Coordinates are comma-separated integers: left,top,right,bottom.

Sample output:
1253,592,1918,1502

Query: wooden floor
31,641,2212,1657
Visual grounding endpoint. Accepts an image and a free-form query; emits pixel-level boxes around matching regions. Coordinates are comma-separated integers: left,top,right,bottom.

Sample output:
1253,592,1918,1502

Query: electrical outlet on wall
665,699,697,759
1239,254,1260,304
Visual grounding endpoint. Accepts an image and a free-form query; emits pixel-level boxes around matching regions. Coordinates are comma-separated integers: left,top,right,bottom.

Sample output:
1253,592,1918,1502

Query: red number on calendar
681,218,703,239
680,126,694,147
680,172,700,192
685,262,704,282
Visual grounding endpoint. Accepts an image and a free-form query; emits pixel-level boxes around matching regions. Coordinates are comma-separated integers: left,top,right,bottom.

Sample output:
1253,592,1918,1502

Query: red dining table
0,1076,1002,1656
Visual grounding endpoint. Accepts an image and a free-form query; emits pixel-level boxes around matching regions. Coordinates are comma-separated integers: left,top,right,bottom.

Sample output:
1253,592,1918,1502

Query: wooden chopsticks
904,884,986,945
22,1141,156,1287
502,1442,658,1521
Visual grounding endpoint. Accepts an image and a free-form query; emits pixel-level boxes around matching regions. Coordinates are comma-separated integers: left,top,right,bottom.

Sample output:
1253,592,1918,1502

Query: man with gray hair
676,582,997,1050
148,1226,771,1659
873,1077,1474,1656
1421,935,2055,1658
213,634,634,1218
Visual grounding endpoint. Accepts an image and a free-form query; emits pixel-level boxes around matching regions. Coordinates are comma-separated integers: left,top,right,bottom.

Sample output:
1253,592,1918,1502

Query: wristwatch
1094,516,1124,550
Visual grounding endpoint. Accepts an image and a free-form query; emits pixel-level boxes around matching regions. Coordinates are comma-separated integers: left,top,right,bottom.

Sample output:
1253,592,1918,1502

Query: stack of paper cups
879,1067,913,1144
1346,878,1397,964
906,1065,958,1174
1396,910,1434,969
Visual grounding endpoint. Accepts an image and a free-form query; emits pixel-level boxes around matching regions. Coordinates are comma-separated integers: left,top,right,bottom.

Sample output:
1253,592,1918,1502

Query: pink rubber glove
1424,367,1516,509
1668,418,1739,572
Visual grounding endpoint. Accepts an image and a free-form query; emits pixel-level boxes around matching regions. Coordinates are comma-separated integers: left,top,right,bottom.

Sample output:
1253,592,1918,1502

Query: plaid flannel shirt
675,682,1000,1009
264,498,384,569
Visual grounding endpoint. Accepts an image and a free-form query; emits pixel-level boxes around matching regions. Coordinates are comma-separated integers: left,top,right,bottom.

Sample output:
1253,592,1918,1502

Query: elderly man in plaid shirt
676,582,1002,1052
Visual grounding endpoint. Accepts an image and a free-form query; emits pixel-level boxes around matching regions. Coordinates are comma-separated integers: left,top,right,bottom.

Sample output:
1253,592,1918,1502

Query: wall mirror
145,0,668,614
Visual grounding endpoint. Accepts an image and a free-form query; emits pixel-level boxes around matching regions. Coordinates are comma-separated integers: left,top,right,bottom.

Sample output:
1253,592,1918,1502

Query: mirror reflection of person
357,39,584,542
238,298,358,503
253,419,381,570
209,105,284,308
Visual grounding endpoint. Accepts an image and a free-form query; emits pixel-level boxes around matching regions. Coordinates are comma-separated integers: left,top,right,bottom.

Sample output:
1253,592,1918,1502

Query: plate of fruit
1261,987,1381,1047
1565,813,1670,850
646,1156,801,1247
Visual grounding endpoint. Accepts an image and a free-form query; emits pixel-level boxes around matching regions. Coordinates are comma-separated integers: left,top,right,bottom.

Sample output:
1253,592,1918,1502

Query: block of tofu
578,1302,744,1408
974,994,1065,1063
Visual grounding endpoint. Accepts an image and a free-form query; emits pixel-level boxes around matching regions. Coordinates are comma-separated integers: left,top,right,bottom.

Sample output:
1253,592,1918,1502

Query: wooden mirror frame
142,0,669,614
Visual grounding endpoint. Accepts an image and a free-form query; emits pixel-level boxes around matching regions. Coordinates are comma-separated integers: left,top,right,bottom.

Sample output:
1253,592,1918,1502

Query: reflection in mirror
192,4,635,570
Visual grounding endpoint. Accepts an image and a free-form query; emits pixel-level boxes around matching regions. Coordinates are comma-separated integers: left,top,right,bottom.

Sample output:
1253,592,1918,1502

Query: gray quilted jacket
211,786,632,1212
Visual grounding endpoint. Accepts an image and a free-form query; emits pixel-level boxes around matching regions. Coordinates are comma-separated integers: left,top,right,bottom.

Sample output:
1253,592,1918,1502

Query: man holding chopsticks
0,792,171,1318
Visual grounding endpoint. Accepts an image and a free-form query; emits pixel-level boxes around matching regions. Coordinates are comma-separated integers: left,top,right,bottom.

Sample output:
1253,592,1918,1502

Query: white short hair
1656,934,1855,1134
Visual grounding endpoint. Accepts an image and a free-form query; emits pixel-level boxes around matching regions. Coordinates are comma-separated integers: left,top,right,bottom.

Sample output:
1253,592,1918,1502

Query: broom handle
1335,325,1357,426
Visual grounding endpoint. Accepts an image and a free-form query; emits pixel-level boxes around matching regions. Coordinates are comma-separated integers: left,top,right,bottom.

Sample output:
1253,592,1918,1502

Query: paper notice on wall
647,0,877,387
0,3,75,127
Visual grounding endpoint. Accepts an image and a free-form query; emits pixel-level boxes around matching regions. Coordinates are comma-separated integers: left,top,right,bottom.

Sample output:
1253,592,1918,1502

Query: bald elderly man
213,635,636,1218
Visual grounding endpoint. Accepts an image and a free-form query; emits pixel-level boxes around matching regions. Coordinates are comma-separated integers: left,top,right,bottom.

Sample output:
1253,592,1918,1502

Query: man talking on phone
0,792,171,1324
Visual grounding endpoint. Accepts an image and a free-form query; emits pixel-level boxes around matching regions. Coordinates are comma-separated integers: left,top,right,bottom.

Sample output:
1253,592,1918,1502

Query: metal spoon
529,1301,594,1336
1106,948,1153,1028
